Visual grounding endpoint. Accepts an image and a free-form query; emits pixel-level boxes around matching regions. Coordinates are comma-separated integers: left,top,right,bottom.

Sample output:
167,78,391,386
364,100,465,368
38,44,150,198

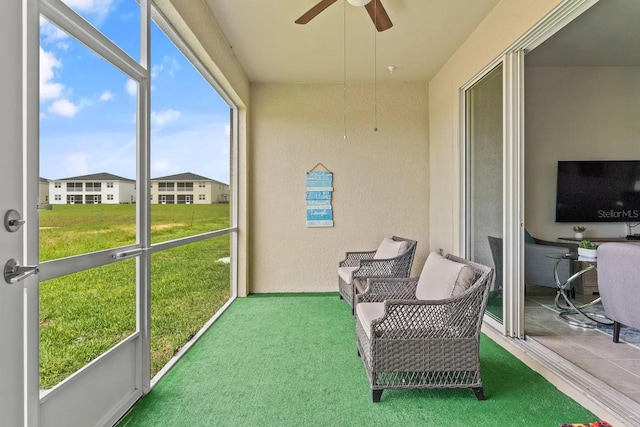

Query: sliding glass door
465,65,504,322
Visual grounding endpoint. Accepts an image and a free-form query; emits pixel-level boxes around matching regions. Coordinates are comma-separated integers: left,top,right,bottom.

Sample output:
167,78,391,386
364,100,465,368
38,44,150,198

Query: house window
177,182,193,192
199,182,206,188
54,182,61,188
67,182,82,192
199,194,206,200
107,182,114,188
158,182,174,191
54,195,61,201
107,194,114,201
85,182,101,191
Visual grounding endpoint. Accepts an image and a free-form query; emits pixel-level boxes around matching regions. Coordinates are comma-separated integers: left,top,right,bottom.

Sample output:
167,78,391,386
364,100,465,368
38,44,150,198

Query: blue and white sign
306,170,333,227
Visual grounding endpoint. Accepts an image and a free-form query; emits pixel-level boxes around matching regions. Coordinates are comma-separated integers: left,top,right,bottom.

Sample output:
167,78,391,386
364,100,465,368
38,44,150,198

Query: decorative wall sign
306,163,333,227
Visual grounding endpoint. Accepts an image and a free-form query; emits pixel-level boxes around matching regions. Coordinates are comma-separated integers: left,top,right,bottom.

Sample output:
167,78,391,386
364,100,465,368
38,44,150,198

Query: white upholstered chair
338,236,417,313
597,242,640,343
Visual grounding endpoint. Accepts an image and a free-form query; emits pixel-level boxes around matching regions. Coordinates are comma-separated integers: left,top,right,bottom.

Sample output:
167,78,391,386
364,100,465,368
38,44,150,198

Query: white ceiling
203,0,501,83
199,0,640,84
526,0,640,66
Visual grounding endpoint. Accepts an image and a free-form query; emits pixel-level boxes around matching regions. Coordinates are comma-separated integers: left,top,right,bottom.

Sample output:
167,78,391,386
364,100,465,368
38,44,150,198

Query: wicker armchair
338,236,417,313
354,253,493,402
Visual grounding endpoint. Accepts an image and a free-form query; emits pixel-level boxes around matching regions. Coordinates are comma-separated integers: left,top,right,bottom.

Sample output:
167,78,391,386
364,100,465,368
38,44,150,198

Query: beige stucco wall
428,0,565,255
525,66,640,241
250,82,429,293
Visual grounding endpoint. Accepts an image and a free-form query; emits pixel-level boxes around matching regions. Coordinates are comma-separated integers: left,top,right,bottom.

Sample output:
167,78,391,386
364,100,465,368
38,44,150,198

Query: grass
38,204,232,389
118,294,599,427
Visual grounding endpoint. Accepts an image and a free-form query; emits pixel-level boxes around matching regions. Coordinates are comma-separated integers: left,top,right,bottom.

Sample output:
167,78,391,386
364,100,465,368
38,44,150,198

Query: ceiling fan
295,0,393,32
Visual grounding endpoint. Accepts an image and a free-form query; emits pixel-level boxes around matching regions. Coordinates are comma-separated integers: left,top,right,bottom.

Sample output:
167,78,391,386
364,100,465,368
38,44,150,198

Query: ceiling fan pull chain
373,0,378,132
343,0,347,140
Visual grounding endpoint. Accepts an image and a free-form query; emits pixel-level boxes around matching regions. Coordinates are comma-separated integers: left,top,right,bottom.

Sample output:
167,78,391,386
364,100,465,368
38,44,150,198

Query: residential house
150,172,229,204
49,172,136,205
39,177,49,205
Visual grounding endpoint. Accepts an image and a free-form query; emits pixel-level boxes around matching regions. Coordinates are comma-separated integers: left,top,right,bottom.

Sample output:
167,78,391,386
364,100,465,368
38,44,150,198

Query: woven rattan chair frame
354,254,493,402
338,236,417,313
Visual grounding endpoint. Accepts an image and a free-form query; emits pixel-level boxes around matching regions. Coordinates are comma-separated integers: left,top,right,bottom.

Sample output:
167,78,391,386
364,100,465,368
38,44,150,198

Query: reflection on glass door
466,65,504,322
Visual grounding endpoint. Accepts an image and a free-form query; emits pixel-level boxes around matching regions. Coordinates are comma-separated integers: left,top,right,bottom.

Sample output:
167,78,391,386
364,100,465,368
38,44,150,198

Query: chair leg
372,389,383,403
472,387,485,401
613,321,621,343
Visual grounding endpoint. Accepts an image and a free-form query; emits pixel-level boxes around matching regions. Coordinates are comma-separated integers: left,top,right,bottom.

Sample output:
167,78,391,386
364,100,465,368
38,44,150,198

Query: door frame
17,0,240,425
460,0,600,339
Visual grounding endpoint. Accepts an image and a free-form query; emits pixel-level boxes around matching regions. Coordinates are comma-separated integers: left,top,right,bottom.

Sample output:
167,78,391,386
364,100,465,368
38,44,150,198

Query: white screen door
0,2,34,425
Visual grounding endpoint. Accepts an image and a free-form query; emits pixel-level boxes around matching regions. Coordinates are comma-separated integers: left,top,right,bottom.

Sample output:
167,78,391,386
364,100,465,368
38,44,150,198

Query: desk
546,253,613,328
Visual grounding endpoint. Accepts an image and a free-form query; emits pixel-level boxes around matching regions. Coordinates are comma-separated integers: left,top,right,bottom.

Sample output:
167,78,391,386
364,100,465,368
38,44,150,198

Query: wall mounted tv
555,160,640,223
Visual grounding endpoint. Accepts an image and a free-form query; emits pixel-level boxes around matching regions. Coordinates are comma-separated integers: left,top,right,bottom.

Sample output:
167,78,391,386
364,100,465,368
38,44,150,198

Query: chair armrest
355,277,418,304
525,242,572,287
370,281,488,340
339,250,376,267
533,238,578,252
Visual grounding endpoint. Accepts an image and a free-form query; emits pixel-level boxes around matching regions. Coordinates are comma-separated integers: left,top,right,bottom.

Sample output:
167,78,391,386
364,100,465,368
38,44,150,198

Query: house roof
55,172,135,183
152,173,228,185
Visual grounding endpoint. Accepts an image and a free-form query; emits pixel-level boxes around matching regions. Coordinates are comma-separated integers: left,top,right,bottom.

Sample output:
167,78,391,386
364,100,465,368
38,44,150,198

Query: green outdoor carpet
118,293,599,427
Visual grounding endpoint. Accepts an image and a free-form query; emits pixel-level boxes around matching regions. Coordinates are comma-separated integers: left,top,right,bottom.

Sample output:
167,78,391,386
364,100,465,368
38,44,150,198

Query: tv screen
555,160,640,223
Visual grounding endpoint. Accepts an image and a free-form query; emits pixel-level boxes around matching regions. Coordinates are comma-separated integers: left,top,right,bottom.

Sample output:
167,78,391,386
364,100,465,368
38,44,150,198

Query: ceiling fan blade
295,0,339,24
364,0,393,32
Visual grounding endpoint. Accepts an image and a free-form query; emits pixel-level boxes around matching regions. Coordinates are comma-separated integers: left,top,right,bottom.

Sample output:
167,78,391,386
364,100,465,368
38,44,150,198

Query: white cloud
49,98,81,118
65,152,90,176
99,91,115,101
64,0,113,22
126,79,137,96
151,63,164,79
224,124,231,136
151,55,183,80
152,159,173,174
149,115,231,182
151,109,181,128
40,48,64,100
40,18,69,44
56,41,71,51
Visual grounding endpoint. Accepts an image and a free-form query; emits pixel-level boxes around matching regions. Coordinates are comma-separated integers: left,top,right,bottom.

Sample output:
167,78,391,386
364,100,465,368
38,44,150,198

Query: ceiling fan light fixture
346,0,371,7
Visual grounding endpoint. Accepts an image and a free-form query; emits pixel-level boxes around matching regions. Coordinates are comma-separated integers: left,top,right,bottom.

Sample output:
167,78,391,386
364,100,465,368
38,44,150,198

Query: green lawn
39,204,232,389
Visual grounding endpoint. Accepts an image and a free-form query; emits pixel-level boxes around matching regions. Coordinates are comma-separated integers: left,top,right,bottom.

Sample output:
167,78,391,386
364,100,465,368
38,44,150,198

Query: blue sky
39,0,231,184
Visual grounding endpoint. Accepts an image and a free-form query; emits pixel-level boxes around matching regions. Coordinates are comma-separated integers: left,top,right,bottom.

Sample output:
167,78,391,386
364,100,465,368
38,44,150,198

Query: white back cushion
374,237,408,260
415,252,475,300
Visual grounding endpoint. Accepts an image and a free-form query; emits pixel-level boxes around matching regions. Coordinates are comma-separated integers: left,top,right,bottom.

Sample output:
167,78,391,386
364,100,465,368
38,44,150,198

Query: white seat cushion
374,237,408,260
338,266,359,284
356,302,385,339
415,252,475,300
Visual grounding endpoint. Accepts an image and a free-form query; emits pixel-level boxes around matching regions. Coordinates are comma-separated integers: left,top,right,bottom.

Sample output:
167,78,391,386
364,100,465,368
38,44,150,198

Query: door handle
4,209,26,232
4,259,39,284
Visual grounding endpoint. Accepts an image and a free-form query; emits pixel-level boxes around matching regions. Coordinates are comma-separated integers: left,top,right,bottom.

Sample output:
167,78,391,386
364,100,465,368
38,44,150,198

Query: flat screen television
555,160,640,223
